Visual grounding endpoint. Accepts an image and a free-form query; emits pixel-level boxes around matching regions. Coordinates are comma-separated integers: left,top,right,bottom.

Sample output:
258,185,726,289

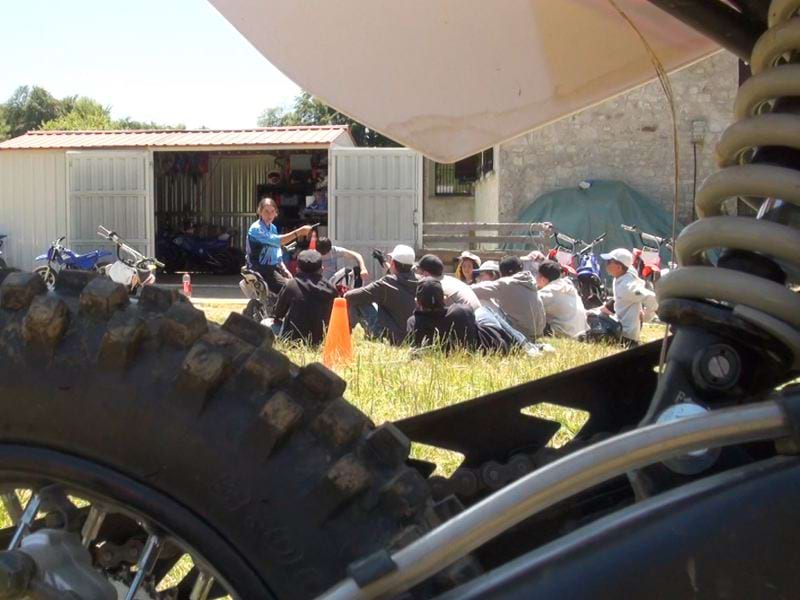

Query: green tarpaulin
514,180,681,262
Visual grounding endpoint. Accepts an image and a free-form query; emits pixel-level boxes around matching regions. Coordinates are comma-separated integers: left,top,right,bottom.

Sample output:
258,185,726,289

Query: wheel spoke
8,494,40,550
124,532,161,600
189,570,215,600
80,505,106,547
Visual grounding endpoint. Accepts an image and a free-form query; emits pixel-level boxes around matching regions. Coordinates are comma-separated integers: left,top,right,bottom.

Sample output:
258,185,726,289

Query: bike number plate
641,249,661,267
556,249,573,268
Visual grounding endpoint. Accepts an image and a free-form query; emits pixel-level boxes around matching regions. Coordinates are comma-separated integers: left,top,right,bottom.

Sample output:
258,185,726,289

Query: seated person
415,254,482,310
535,260,588,338
474,260,501,282
273,250,337,345
407,278,510,354
455,251,482,284
344,244,418,345
316,237,369,282
247,197,313,294
471,255,546,341
599,248,658,345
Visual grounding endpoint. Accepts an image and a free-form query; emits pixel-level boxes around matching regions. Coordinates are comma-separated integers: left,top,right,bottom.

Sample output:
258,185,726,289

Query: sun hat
458,250,482,267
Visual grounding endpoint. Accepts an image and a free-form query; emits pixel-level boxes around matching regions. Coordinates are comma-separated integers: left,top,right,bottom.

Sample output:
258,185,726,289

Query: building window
434,148,494,196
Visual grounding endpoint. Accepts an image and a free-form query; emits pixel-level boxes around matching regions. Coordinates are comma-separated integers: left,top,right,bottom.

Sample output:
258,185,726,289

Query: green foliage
0,106,9,141
258,92,398,147
0,85,185,138
4,86,65,138
116,117,185,130
41,97,113,130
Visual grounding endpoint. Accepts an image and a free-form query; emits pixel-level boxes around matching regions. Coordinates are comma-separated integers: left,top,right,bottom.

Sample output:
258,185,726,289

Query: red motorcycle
621,224,674,289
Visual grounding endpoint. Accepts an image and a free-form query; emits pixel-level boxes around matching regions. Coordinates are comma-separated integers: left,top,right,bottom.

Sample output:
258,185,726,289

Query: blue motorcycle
0,234,7,269
34,236,112,289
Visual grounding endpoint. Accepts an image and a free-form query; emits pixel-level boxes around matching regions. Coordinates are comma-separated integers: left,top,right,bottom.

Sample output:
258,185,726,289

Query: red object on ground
182,273,192,298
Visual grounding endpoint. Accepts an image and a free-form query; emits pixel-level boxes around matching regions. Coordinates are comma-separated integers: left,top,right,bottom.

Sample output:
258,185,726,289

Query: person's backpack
584,312,623,344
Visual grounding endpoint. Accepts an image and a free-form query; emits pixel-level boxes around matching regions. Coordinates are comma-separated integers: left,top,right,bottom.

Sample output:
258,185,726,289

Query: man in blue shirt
246,197,313,293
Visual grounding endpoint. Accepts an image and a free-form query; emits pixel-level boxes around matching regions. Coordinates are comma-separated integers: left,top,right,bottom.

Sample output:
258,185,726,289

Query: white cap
387,244,416,265
475,259,500,273
600,248,633,268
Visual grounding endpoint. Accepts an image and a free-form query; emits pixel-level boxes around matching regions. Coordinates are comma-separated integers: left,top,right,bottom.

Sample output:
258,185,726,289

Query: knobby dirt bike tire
0,269,476,599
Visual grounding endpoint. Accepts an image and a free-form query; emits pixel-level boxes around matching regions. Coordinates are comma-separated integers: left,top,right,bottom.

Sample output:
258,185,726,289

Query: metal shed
0,126,426,272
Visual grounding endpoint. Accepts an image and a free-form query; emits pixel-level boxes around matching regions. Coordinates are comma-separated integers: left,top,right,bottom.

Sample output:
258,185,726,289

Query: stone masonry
498,51,739,223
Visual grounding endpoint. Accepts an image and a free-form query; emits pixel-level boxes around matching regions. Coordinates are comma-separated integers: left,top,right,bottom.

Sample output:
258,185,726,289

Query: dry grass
198,301,667,474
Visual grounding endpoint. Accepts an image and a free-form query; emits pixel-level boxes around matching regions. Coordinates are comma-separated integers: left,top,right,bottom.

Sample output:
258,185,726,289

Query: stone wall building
423,51,739,228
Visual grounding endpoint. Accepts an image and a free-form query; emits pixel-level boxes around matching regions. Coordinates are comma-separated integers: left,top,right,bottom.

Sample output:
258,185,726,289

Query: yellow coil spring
656,0,800,367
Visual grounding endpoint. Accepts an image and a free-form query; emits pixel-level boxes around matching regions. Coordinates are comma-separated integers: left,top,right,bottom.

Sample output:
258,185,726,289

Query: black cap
297,249,323,273
416,278,445,311
538,260,562,283
416,254,444,277
499,255,523,277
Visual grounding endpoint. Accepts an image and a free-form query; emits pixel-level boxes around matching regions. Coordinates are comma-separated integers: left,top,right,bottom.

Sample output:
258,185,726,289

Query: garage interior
153,149,330,274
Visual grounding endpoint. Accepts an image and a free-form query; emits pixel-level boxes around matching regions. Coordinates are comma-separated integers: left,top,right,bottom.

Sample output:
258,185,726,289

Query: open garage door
67,151,153,258
329,147,422,274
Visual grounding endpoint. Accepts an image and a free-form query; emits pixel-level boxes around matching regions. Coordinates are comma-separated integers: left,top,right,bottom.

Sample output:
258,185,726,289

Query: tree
258,92,398,147
41,97,114,130
4,86,65,138
116,117,185,130
0,106,9,141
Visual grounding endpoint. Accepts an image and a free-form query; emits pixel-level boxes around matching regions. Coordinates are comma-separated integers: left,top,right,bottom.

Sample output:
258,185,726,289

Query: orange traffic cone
323,297,353,367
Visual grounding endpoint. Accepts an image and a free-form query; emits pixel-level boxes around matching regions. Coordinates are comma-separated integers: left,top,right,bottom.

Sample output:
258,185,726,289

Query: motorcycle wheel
33,266,56,291
0,271,469,599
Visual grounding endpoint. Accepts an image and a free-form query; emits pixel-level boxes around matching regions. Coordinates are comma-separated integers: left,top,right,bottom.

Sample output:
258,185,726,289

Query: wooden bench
421,222,552,266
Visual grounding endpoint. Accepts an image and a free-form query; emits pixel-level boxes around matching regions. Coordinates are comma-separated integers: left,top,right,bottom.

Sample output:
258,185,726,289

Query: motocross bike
158,228,244,275
33,236,112,290
0,234,6,269
621,223,675,290
2,2,800,599
546,228,608,309
96,226,164,296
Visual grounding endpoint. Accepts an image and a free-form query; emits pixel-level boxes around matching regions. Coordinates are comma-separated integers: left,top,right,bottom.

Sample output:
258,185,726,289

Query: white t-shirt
613,270,658,342
321,246,356,277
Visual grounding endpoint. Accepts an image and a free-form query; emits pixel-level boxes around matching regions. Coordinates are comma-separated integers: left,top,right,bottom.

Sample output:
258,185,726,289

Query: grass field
200,301,666,475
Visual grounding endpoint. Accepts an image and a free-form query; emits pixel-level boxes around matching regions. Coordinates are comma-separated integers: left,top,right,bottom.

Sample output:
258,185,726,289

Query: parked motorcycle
621,223,675,289
546,228,608,309
34,236,112,290
0,234,7,269
157,227,244,275
96,226,164,295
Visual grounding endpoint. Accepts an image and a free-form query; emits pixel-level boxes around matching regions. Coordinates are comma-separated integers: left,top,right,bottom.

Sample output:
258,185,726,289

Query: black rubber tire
0,270,473,599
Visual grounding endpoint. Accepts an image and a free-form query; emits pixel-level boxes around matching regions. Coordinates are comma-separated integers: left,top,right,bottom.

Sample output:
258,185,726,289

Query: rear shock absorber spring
644,0,800,423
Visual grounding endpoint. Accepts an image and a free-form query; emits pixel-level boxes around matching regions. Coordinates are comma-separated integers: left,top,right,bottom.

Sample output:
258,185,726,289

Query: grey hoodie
538,277,587,338
472,272,546,340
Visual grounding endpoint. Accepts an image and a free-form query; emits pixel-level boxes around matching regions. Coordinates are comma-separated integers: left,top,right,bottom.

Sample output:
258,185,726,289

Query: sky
0,0,301,129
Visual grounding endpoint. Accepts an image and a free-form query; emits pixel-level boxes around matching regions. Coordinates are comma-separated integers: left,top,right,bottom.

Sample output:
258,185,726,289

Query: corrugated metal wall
155,153,277,249
0,150,68,270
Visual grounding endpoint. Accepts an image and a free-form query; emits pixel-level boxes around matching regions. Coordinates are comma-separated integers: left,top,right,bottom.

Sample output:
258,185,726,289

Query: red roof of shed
0,126,353,150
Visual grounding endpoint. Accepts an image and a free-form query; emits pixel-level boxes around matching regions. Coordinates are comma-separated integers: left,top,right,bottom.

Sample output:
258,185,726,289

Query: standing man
344,244,418,345
599,248,658,345
246,197,313,294
471,255,546,341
